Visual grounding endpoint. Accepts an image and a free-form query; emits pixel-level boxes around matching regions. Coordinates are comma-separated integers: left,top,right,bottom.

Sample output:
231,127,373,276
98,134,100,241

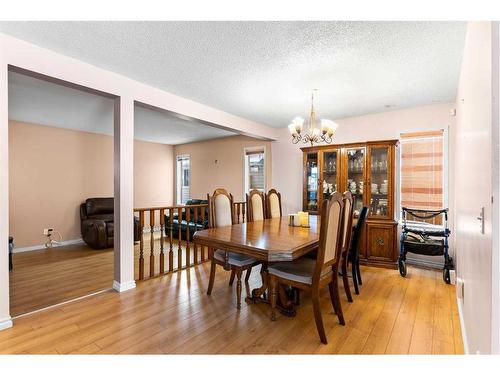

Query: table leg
246,262,268,303
277,285,297,317
245,263,297,316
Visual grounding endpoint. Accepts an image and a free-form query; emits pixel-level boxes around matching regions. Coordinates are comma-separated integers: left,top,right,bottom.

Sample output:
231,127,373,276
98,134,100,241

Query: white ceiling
8,71,236,144
0,21,466,128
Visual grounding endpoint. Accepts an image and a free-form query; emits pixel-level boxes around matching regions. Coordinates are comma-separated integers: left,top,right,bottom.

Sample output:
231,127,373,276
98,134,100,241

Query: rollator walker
399,207,453,284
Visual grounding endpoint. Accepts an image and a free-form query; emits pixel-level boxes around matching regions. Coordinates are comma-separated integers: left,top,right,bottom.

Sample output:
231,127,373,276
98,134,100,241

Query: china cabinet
302,140,398,267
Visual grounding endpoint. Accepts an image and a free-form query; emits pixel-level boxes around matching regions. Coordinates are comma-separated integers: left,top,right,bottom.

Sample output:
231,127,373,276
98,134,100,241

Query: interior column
0,60,13,330
113,97,136,292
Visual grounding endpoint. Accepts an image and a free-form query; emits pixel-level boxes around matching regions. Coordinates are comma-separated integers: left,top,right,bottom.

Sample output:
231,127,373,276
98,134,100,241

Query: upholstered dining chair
266,188,282,218
246,189,266,222
226,189,267,286
340,191,354,303
268,192,346,344
206,188,260,309
349,206,368,295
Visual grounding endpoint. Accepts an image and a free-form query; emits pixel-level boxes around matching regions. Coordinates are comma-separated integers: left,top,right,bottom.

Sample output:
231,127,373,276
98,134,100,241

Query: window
176,155,190,205
244,148,265,194
400,130,446,225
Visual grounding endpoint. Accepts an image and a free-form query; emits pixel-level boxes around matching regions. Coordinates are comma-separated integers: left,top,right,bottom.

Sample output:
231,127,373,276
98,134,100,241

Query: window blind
400,130,444,225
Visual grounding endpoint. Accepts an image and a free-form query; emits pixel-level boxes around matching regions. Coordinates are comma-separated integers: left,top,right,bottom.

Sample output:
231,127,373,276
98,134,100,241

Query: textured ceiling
0,21,466,127
8,72,236,144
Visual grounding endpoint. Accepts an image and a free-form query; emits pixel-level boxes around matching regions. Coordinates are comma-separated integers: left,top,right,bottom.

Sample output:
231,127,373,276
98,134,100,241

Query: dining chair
268,192,346,344
349,206,368,295
246,189,266,222
340,191,354,303
206,188,260,309
266,188,282,218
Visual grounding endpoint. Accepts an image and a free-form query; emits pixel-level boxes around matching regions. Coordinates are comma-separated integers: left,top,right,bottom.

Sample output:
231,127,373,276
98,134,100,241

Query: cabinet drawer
366,223,396,262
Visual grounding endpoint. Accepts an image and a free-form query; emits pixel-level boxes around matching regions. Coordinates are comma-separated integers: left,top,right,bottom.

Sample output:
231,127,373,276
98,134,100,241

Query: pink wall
9,121,173,248
272,102,456,216
173,135,272,202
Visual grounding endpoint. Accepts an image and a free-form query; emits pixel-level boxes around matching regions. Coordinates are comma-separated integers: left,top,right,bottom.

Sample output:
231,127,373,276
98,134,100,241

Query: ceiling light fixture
288,90,338,147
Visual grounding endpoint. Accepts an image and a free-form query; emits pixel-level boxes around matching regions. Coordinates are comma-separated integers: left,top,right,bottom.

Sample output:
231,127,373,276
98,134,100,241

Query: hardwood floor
9,244,114,317
2,261,463,354
9,236,205,317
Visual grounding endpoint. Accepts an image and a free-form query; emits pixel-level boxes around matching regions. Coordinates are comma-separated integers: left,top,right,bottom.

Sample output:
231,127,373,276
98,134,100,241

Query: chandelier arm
321,135,333,144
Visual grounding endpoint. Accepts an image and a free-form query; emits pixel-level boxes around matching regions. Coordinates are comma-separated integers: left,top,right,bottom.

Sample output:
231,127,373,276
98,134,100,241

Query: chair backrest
350,206,368,257
314,192,344,281
341,191,354,257
246,189,266,222
208,188,234,228
266,189,282,218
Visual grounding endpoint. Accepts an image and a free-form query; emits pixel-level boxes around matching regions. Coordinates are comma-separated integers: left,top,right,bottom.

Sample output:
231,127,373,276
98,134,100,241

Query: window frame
176,154,191,205
243,146,266,196
397,127,449,228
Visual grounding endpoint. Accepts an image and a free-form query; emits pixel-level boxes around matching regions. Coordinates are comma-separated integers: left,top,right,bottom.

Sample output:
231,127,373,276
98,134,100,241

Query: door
176,155,190,205
454,22,496,354
366,223,395,262
320,149,340,202
303,152,319,213
345,147,367,218
367,145,392,220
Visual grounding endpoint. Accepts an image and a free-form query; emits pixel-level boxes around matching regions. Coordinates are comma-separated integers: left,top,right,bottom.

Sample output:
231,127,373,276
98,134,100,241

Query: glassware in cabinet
346,147,365,218
305,153,319,212
321,150,338,201
369,146,390,218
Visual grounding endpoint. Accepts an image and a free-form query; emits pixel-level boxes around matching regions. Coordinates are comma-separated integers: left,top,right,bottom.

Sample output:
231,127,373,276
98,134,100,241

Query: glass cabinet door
321,150,338,201
346,148,365,217
369,146,390,218
305,153,319,212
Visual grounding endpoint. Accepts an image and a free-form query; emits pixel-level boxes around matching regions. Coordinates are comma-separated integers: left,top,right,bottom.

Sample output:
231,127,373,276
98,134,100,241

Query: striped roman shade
400,130,444,225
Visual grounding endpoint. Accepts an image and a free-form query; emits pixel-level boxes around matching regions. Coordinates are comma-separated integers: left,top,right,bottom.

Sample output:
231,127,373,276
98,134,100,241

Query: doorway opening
8,68,116,317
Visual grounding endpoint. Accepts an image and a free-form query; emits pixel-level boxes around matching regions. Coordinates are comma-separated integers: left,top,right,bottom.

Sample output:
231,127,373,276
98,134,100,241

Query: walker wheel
443,268,451,284
398,258,407,277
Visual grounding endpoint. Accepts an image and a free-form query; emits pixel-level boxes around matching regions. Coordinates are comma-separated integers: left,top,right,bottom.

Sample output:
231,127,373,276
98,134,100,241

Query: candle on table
298,211,309,227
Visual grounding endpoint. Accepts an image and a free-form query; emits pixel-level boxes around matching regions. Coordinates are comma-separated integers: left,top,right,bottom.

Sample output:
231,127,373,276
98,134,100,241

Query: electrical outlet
43,228,54,236
450,270,456,285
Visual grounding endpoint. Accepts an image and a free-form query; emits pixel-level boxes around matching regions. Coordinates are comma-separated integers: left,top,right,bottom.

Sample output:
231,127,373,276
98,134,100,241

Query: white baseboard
457,295,470,354
0,317,13,331
113,280,136,293
12,238,85,253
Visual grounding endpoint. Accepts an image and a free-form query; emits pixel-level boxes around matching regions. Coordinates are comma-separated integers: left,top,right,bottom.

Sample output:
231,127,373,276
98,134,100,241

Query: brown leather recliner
80,198,140,249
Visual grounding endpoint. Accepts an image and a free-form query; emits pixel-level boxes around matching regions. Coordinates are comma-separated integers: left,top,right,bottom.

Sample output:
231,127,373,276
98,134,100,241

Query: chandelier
288,90,338,146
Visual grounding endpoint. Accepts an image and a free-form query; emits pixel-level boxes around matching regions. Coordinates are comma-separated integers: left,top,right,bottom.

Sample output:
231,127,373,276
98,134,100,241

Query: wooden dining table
193,216,320,313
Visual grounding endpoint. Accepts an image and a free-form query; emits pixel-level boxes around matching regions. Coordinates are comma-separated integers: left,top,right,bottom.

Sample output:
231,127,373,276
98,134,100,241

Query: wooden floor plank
449,284,464,354
384,268,424,354
360,273,408,354
408,269,437,354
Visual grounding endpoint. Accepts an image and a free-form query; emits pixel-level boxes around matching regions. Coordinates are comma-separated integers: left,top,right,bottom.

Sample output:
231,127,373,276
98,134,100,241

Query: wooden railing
233,201,247,224
134,201,247,281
